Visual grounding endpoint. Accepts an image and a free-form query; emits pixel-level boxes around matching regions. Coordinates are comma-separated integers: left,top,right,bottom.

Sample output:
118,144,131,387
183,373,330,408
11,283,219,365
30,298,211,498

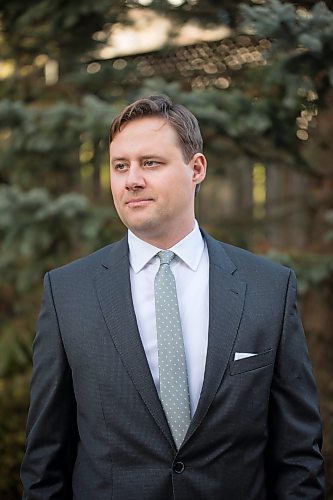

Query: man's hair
109,94,203,163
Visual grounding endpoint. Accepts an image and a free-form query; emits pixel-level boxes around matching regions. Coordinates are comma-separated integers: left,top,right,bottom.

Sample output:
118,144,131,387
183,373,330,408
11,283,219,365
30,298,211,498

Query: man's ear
191,153,207,187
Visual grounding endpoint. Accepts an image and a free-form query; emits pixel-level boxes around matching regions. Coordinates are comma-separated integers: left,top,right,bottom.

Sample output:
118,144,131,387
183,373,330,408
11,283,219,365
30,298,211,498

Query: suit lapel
185,232,247,444
94,237,174,449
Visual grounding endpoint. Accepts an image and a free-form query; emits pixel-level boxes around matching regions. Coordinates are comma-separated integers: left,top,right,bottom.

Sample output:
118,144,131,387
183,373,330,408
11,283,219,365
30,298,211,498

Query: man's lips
125,198,153,208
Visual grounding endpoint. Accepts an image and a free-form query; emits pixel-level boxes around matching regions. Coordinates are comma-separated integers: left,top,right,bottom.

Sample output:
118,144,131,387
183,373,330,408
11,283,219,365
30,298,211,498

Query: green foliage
0,96,116,188
0,0,125,64
0,329,31,378
240,0,333,96
241,1,333,48
0,185,116,290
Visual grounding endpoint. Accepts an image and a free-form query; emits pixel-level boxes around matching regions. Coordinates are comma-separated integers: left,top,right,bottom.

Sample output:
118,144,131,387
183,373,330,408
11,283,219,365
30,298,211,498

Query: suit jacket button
173,461,185,474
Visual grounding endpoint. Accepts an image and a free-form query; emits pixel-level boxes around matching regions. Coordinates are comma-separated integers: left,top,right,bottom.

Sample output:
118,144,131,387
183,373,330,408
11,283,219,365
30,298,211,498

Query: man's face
109,116,206,247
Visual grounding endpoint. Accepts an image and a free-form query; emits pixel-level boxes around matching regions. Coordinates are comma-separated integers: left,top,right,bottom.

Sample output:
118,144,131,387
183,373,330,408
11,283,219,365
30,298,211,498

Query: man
21,94,325,499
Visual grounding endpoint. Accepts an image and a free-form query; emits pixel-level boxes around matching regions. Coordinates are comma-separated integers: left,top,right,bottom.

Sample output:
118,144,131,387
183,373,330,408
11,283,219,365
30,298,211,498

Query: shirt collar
128,221,205,273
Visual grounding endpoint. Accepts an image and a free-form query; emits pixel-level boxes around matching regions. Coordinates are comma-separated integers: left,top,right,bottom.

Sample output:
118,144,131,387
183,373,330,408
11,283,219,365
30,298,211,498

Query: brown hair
109,94,203,163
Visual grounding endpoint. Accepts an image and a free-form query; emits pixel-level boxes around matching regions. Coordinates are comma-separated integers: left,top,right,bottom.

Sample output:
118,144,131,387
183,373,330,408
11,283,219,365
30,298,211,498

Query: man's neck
129,221,197,250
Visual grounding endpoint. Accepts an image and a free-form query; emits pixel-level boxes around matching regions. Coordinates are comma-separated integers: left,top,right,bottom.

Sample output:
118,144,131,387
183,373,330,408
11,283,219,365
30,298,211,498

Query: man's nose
125,164,145,190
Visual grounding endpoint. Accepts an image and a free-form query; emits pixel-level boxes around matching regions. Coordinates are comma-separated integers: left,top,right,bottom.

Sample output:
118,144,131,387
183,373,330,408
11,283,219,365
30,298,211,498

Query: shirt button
173,461,185,474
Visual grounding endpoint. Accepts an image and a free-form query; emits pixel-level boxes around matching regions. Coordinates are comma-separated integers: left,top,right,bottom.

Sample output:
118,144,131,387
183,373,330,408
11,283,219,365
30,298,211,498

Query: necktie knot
157,250,175,266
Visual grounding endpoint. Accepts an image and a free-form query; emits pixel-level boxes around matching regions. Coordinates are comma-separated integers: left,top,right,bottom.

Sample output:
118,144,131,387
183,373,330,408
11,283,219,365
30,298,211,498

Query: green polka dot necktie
154,250,191,449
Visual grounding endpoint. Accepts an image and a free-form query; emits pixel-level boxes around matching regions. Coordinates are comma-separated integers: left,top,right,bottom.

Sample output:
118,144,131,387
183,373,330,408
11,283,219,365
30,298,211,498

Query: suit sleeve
266,269,325,498
21,272,78,499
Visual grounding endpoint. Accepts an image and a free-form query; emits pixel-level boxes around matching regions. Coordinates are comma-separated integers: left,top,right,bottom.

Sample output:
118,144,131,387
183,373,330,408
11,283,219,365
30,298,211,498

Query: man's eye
144,160,158,167
115,163,127,171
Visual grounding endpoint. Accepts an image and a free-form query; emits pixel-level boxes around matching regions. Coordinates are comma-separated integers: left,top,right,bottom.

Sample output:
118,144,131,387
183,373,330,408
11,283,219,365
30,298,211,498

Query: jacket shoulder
202,228,294,287
47,238,126,281
221,241,290,276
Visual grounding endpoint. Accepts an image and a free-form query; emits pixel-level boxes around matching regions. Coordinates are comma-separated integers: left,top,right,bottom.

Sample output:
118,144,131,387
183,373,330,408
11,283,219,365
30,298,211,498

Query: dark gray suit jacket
21,232,325,499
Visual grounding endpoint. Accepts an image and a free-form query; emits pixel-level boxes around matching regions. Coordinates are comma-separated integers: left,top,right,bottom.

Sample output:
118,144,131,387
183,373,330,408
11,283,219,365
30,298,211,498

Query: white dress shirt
128,221,209,416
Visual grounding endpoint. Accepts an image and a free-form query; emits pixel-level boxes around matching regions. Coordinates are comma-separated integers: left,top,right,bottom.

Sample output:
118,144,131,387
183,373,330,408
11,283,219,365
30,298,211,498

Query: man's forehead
118,116,169,133
110,116,179,149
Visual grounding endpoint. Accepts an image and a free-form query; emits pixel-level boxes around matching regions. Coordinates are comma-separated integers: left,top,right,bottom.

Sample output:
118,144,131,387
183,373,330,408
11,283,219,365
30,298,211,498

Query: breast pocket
229,349,274,375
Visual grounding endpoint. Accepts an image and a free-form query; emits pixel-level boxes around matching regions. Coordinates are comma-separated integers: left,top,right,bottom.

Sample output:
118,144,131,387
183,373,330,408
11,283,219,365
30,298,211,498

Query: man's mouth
125,198,153,208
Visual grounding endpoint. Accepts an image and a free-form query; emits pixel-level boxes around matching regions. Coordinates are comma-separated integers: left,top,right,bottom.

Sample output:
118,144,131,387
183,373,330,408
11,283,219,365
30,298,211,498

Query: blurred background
0,0,332,497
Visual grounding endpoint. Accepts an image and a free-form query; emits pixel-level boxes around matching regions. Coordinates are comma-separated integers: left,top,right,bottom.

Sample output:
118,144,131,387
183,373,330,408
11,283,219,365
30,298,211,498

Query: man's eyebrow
110,156,127,163
111,154,166,162
140,154,166,160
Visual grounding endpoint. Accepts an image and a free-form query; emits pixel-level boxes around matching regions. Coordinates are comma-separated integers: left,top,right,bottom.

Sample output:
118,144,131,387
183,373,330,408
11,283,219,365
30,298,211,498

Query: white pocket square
234,352,258,361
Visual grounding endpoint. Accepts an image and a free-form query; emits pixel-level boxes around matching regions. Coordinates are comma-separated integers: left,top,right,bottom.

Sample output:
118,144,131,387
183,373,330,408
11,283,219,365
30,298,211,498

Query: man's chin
124,218,163,240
